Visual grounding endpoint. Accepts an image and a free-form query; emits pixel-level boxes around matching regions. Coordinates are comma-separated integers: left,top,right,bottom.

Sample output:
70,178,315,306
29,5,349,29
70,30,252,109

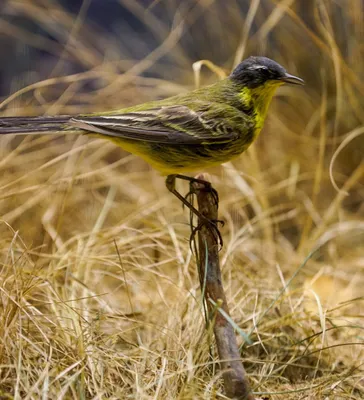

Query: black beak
280,73,305,85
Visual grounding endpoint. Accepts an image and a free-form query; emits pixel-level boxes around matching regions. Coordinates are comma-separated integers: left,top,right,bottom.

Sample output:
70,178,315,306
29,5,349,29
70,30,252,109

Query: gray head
230,56,304,88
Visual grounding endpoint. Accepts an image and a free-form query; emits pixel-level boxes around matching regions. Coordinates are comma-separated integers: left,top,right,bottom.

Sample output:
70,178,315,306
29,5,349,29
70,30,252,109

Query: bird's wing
69,104,241,145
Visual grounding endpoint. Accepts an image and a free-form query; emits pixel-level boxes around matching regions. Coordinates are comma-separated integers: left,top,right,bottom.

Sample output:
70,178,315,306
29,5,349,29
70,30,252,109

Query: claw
211,188,219,206
166,174,224,249
189,219,224,250
188,179,219,206
184,190,194,206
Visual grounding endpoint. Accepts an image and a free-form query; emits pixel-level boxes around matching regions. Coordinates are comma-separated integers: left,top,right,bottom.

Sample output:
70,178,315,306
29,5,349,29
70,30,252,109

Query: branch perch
192,174,254,400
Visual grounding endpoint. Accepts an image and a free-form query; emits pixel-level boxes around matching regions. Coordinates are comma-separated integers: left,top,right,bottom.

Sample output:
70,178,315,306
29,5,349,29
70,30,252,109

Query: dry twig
192,174,254,400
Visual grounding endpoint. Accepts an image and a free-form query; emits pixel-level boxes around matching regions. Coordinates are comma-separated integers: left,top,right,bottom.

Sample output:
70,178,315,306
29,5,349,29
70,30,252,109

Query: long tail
0,115,72,135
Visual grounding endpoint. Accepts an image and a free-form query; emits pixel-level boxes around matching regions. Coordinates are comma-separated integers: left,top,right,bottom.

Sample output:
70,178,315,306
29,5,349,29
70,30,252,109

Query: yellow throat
239,81,283,131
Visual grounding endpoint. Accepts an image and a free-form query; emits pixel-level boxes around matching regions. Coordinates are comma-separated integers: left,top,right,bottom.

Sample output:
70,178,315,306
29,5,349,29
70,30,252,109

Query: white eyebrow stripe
248,65,268,70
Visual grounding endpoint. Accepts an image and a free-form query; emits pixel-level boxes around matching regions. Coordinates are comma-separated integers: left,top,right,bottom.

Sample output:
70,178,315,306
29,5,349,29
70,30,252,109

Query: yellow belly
104,135,249,175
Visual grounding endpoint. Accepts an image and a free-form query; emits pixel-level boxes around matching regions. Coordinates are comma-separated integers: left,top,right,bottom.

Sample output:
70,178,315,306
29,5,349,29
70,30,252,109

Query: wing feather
70,104,239,145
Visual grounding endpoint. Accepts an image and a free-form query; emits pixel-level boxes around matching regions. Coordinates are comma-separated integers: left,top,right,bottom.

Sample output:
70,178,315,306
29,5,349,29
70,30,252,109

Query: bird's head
230,56,304,88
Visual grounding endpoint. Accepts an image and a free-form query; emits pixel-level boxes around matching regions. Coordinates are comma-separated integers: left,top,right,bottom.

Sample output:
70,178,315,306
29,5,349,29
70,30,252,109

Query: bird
0,56,304,242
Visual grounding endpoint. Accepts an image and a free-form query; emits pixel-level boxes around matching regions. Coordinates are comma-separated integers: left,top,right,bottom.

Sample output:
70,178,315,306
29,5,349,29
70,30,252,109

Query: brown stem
192,174,254,400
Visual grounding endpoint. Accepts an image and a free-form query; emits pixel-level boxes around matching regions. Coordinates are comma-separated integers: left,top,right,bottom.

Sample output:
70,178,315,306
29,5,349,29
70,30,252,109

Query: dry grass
0,0,363,398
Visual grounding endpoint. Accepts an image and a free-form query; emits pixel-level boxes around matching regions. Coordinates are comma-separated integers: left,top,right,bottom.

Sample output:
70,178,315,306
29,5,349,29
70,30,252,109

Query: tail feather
0,115,72,135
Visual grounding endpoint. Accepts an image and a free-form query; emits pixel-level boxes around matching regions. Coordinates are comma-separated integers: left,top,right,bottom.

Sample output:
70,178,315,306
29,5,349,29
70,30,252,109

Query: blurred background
0,0,363,398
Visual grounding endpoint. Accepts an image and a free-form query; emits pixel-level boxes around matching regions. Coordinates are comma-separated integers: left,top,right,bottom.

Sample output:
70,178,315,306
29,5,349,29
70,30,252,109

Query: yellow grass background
0,0,363,398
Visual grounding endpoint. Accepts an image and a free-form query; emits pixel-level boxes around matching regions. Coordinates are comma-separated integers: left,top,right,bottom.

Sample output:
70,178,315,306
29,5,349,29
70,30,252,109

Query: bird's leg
165,174,224,246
